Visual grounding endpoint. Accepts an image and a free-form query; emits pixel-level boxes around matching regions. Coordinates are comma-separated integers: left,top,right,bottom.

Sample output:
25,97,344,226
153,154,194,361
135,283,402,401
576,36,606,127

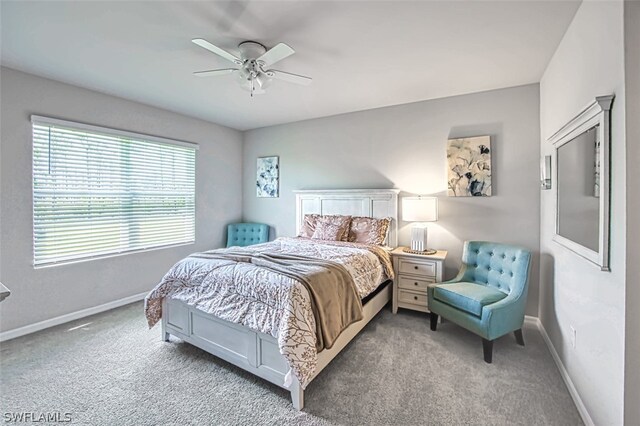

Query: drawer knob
414,282,418,286
414,296,418,300
414,266,418,270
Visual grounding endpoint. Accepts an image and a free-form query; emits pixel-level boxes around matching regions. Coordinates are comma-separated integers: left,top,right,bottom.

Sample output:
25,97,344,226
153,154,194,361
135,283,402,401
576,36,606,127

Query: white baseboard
0,291,147,342
526,315,594,426
524,315,539,327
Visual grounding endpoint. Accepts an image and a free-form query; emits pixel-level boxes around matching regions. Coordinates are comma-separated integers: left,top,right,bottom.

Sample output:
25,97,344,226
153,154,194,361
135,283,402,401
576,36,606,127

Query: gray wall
0,67,243,332
539,1,626,424
243,84,541,316
624,0,640,422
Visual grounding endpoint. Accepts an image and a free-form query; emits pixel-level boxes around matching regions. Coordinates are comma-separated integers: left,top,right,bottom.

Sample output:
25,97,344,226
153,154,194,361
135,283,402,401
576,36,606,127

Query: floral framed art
256,156,279,198
447,136,492,197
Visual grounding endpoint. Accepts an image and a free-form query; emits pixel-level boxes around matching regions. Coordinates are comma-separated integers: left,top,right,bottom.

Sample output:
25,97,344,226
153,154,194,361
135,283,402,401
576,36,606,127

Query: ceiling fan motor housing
238,41,267,61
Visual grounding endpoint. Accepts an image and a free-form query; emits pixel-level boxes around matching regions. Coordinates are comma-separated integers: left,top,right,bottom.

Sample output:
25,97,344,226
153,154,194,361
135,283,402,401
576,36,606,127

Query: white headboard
294,189,400,247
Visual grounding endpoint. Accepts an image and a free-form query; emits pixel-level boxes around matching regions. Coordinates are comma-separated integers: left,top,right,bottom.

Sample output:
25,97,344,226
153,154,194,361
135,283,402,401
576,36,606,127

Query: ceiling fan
192,38,312,97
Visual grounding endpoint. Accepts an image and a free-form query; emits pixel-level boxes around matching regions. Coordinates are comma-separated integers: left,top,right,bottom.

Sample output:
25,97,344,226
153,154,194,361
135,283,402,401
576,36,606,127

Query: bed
145,189,399,410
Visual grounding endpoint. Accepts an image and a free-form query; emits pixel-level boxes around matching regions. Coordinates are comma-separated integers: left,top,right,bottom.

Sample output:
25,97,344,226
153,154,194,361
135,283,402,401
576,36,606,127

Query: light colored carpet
0,302,582,425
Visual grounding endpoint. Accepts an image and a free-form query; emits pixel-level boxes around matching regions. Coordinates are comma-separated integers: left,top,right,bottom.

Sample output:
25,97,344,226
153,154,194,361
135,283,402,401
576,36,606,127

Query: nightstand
391,247,447,313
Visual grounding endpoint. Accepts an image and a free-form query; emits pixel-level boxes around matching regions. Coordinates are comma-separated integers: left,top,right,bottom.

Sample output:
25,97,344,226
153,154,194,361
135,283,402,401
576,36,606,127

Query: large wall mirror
549,95,613,271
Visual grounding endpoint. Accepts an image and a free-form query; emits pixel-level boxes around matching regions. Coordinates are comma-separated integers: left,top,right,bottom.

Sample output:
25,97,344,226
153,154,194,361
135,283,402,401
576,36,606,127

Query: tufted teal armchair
226,223,269,248
427,241,531,363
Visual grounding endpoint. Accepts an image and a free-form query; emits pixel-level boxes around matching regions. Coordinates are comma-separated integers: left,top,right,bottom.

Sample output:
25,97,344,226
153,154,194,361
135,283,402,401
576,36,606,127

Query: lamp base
409,224,431,252
403,247,437,255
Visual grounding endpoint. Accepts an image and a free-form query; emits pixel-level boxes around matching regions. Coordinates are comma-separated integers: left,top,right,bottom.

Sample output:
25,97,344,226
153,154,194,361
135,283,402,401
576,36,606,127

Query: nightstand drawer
398,276,433,291
398,259,436,277
398,289,428,306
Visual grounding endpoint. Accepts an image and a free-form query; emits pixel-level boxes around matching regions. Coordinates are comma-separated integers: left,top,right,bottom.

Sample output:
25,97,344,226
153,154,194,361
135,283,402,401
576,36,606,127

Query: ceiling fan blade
267,70,312,86
192,38,242,65
193,68,238,77
257,43,295,67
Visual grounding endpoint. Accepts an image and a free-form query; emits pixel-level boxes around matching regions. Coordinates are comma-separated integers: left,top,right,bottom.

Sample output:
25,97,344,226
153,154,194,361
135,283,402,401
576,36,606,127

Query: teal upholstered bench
226,223,269,247
427,241,531,363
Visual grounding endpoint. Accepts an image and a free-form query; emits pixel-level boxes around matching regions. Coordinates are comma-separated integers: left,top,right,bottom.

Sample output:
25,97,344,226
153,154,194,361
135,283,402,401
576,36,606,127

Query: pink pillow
298,214,321,238
322,215,351,241
300,214,351,241
348,217,391,245
311,220,347,241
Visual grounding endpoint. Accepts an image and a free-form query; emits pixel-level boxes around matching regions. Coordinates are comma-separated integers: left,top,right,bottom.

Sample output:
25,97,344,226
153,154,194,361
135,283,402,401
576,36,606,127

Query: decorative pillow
298,214,321,238
348,217,392,245
311,218,350,241
321,215,352,241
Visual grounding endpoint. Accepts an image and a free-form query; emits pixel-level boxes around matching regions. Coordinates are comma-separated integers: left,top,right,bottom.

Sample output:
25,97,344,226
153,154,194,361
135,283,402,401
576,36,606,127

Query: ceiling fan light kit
192,38,312,97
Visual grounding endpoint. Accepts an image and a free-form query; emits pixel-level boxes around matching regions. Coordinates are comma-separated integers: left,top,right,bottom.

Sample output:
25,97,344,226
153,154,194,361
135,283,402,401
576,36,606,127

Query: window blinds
31,116,197,267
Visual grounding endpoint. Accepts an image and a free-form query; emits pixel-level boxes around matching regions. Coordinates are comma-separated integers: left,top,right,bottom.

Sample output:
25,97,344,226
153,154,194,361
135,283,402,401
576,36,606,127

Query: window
32,116,197,267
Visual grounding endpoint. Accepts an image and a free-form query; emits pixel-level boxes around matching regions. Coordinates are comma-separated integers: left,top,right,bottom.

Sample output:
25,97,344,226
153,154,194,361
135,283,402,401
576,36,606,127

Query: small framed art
256,156,279,198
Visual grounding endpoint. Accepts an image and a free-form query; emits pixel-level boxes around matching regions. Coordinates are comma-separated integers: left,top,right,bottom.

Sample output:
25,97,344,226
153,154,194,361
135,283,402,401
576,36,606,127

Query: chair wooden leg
482,339,493,363
514,329,525,346
430,313,438,331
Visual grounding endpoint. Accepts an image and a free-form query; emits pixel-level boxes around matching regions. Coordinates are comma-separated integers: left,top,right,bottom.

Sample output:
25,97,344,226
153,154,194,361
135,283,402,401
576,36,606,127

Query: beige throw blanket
190,250,363,351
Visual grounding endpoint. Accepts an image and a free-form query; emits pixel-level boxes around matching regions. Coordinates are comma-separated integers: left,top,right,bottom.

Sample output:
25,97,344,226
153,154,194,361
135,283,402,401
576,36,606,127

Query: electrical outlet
570,325,577,348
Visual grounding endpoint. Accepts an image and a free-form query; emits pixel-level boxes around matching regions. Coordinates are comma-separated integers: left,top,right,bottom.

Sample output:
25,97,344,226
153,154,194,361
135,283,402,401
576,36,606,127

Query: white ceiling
1,1,580,131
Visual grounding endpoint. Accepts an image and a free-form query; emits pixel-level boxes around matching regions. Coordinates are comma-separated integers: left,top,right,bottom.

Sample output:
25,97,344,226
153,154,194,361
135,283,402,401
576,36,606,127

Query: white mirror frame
548,95,613,271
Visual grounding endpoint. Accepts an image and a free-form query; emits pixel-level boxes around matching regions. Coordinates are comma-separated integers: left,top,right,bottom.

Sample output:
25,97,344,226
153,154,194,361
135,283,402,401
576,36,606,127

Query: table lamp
402,196,438,255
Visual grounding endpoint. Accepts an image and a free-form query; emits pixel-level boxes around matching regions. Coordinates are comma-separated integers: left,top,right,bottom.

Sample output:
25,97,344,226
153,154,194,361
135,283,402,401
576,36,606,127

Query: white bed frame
161,189,399,410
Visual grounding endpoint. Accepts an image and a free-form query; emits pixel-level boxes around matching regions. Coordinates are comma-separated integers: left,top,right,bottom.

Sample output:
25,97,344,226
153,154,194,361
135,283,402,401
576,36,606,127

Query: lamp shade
402,197,438,222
